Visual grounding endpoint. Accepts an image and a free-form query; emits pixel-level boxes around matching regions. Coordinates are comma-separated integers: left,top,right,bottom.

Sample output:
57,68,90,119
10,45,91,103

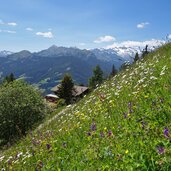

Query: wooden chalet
51,85,89,101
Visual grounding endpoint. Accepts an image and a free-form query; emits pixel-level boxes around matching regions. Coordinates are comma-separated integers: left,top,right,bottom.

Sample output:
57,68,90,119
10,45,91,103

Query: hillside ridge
1,43,171,170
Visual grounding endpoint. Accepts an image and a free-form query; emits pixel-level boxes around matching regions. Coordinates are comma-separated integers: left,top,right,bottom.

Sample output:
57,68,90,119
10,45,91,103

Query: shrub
56,98,66,108
0,80,46,145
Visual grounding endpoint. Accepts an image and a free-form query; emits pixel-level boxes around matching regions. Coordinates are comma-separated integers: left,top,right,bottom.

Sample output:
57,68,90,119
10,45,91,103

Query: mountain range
0,50,13,57
0,45,134,93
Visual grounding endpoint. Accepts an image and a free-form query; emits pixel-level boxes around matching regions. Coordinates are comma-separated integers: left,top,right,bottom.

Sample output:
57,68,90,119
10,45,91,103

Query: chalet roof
45,94,59,99
51,85,88,97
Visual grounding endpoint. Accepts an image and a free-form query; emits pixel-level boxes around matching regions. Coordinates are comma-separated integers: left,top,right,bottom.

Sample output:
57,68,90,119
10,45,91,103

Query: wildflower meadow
1,43,171,170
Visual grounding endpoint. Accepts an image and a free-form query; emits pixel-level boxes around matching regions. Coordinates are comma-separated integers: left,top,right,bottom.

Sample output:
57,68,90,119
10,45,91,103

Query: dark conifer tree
3,73,15,84
57,73,74,104
134,52,139,62
110,64,117,77
89,65,104,89
142,45,149,57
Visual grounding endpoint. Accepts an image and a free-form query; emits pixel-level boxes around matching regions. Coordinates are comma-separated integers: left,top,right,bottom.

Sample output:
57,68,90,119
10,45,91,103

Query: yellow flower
125,150,129,154
109,100,113,104
104,127,107,131
144,95,148,99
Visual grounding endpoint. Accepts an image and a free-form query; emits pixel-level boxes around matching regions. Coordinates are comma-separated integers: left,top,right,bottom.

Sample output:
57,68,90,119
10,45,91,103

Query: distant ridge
0,45,130,92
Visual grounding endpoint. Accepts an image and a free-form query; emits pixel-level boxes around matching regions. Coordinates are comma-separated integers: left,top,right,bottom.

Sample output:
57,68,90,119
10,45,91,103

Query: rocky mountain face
0,46,132,93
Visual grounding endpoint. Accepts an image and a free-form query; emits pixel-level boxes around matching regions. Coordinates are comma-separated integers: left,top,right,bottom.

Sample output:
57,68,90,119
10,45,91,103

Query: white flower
132,91,138,95
160,71,165,76
137,78,144,84
115,92,119,96
17,152,23,158
14,160,19,164
160,65,168,76
0,156,5,161
150,76,157,80
122,75,126,79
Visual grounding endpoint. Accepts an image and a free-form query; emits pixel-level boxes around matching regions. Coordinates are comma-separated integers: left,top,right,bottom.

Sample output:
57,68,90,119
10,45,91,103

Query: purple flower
160,98,164,103
129,109,133,113
128,102,133,113
90,122,96,131
108,130,112,137
123,112,127,119
100,131,104,138
128,102,132,108
152,100,156,107
62,142,67,148
87,132,91,136
157,146,165,155
164,128,169,138
46,143,51,150
141,121,145,129
7,159,12,165
32,138,40,146
32,150,35,156
38,160,43,168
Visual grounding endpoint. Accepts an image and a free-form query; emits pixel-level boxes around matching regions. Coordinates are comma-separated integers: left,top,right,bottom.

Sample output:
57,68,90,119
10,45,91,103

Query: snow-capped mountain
103,38,166,58
91,47,138,66
91,48,128,69
0,50,13,57
109,46,140,58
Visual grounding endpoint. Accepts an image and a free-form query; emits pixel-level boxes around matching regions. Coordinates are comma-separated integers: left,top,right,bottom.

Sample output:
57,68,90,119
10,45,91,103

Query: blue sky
0,0,171,52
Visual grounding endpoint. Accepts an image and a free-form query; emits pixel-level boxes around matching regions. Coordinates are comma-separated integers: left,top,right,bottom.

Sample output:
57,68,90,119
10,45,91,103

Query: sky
0,0,171,52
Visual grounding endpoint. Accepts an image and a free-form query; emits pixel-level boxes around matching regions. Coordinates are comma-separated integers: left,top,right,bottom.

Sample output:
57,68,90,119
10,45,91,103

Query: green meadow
1,43,171,170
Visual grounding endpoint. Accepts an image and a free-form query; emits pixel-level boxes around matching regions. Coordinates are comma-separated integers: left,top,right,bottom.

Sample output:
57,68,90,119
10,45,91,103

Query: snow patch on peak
0,50,13,57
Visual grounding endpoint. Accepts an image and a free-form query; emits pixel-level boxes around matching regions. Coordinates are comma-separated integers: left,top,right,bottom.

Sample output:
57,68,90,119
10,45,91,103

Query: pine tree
110,64,117,77
57,74,74,104
142,45,149,57
134,52,139,62
3,73,15,84
89,65,103,89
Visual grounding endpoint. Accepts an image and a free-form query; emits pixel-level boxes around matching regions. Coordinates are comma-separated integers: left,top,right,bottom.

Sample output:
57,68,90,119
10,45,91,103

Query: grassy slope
1,44,171,170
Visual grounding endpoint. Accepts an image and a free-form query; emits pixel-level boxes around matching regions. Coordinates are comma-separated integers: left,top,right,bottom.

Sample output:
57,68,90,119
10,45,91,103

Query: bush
0,80,46,145
56,98,66,108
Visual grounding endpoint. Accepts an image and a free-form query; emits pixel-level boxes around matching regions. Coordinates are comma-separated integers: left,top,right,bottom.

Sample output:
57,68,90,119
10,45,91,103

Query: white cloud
106,39,165,49
36,31,53,38
94,35,116,43
137,22,149,29
0,30,16,34
26,27,33,31
5,30,16,34
7,22,17,26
